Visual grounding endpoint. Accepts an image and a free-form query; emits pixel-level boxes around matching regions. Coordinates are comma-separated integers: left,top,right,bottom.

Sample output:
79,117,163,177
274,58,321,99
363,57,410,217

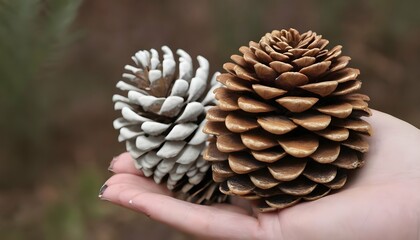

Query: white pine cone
113,46,221,194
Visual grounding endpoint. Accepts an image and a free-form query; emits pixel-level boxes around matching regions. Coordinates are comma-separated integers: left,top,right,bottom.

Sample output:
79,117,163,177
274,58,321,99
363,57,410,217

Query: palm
102,110,420,240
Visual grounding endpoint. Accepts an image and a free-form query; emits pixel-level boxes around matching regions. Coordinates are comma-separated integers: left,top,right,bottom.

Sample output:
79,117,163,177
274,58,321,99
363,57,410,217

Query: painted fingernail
108,156,119,172
98,184,108,199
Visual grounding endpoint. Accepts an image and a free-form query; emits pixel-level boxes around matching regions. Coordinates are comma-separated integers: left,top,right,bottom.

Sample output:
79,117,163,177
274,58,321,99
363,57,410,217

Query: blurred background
1,0,419,239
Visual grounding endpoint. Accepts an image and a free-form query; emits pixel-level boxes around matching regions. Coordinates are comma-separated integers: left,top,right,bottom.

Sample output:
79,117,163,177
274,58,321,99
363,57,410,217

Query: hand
100,110,420,240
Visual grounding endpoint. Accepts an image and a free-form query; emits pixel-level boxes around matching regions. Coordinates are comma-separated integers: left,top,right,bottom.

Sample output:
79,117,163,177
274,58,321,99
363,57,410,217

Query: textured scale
203,29,372,211
113,46,227,204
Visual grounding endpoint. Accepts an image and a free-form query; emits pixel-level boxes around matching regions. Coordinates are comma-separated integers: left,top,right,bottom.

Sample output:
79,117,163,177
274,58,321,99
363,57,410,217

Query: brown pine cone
203,29,372,212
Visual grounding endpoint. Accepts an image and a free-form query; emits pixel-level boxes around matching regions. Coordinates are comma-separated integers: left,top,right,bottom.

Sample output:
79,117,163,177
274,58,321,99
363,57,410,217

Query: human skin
100,110,420,240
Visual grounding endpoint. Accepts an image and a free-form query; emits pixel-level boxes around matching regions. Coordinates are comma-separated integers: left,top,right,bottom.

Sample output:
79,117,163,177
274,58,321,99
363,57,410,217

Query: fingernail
98,184,108,199
108,156,119,172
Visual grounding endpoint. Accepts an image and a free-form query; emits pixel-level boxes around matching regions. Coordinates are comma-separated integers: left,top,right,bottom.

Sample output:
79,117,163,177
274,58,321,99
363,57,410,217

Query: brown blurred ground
1,0,419,239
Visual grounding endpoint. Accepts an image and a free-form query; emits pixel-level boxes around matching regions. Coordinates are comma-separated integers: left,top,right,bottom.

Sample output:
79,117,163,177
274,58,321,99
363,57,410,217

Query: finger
211,203,251,216
130,194,262,240
109,152,143,175
102,173,172,200
102,178,262,239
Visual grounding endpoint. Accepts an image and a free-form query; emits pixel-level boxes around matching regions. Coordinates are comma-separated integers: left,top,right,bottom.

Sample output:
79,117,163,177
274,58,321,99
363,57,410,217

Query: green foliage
0,0,83,189
0,0,82,143
211,1,264,64
43,201,85,240
43,167,105,240
0,165,113,240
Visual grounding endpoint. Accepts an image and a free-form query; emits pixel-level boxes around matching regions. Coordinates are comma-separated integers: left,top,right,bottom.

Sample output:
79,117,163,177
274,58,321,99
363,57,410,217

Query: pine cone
113,46,227,204
203,29,372,212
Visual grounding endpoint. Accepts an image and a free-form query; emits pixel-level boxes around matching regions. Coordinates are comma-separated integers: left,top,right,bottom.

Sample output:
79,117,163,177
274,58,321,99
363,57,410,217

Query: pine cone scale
299,81,338,97
324,171,347,189
290,113,331,131
303,162,338,184
277,135,319,158
257,116,298,134
228,152,266,174
310,142,341,163
250,170,280,189
267,157,307,181
251,148,286,163
278,177,318,196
